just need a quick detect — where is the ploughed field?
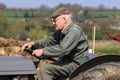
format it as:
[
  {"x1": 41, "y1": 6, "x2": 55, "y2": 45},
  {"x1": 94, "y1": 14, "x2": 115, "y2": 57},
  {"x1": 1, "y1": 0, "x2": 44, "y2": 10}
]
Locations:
[
  {"x1": 0, "y1": 37, "x2": 52, "y2": 68},
  {"x1": 0, "y1": 37, "x2": 33, "y2": 58}
]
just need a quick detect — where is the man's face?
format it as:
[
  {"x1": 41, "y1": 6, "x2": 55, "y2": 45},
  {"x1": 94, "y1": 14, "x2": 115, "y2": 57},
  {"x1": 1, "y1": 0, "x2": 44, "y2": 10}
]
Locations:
[{"x1": 52, "y1": 15, "x2": 66, "y2": 30}]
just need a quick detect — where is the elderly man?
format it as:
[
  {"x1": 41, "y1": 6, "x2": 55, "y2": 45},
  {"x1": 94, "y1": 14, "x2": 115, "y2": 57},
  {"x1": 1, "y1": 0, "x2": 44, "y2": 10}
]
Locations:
[{"x1": 22, "y1": 7, "x2": 89, "y2": 80}]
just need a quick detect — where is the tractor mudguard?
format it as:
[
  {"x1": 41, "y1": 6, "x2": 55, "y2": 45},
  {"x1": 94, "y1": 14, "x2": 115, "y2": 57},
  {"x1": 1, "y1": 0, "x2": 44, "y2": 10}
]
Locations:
[{"x1": 69, "y1": 54, "x2": 120, "y2": 80}]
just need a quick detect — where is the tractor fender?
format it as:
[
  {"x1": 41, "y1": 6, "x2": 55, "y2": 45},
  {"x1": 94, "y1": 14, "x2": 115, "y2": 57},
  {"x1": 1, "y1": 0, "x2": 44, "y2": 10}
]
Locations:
[{"x1": 69, "y1": 54, "x2": 120, "y2": 79}]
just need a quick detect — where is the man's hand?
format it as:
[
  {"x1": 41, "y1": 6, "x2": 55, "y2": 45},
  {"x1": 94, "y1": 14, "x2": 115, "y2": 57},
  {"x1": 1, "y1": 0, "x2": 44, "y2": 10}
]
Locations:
[
  {"x1": 32, "y1": 49, "x2": 43, "y2": 57},
  {"x1": 21, "y1": 42, "x2": 35, "y2": 51}
]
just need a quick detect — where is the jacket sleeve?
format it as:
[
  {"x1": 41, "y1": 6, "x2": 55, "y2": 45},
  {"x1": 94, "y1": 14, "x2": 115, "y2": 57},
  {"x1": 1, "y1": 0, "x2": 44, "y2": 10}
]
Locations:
[
  {"x1": 33, "y1": 37, "x2": 56, "y2": 49},
  {"x1": 43, "y1": 29, "x2": 81, "y2": 57},
  {"x1": 33, "y1": 30, "x2": 61, "y2": 49}
]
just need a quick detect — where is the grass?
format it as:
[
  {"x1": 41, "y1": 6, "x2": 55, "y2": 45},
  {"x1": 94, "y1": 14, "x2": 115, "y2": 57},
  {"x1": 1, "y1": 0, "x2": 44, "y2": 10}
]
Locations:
[{"x1": 88, "y1": 40, "x2": 120, "y2": 55}]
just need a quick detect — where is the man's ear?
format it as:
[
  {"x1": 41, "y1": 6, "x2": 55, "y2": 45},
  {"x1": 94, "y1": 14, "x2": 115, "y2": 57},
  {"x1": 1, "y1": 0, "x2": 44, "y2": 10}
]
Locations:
[{"x1": 63, "y1": 17, "x2": 67, "y2": 24}]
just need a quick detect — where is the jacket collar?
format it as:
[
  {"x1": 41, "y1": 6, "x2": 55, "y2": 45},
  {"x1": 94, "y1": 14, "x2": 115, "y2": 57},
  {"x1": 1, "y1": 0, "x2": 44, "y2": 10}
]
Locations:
[{"x1": 62, "y1": 22, "x2": 74, "y2": 34}]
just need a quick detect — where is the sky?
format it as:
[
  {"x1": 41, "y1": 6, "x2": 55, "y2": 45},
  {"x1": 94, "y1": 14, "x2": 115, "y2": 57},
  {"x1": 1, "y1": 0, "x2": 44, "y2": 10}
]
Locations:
[{"x1": 0, "y1": 0, "x2": 120, "y2": 9}]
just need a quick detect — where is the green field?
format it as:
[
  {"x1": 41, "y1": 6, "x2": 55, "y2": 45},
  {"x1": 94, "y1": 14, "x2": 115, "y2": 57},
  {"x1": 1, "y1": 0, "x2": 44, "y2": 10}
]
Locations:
[
  {"x1": 5, "y1": 9, "x2": 120, "y2": 22},
  {"x1": 93, "y1": 10, "x2": 120, "y2": 20},
  {"x1": 5, "y1": 9, "x2": 39, "y2": 17}
]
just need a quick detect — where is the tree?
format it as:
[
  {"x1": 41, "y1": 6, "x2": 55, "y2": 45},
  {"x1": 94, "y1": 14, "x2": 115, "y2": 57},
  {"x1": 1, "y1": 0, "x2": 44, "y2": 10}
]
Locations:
[
  {"x1": 24, "y1": 10, "x2": 30, "y2": 21},
  {"x1": 14, "y1": 10, "x2": 18, "y2": 18},
  {"x1": 0, "y1": 3, "x2": 6, "y2": 10},
  {"x1": 112, "y1": 6, "x2": 119, "y2": 10},
  {"x1": 38, "y1": 5, "x2": 51, "y2": 18},
  {"x1": 29, "y1": 20, "x2": 49, "y2": 40},
  {"x1": 31, "y1": 11, "x2": 34, "y2": 17},
  {"x1": 0, "y1": 8, "x2": 8, "y2": 38},
  {"x1": 98, "y1": 4, "x2": 106, "y2": 10}
]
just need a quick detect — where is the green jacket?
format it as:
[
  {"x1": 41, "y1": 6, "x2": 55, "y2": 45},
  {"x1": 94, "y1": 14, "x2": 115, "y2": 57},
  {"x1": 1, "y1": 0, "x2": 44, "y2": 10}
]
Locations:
[{"x1": 34, "y1": 22, "x2": 89, "y2": 65}]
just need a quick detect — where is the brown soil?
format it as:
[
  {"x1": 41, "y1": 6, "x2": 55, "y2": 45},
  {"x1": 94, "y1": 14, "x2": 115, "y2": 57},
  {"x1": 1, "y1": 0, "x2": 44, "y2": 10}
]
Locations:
[
  {"x1": 0, "y1": 37, "x2": 35, "y2": 59},
  {"x1": 0, "y1": 37, "x2": 52, "y2": 65}
]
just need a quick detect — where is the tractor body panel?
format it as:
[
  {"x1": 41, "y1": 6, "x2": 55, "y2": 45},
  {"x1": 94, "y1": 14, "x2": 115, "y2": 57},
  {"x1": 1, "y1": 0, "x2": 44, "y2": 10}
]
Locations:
[{"x1": 0, "y1": 56, "x2": 36, "y2": 75}]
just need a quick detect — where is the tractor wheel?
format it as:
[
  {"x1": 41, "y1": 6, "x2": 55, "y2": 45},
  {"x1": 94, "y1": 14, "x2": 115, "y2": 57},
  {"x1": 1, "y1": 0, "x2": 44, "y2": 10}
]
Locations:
[{"x1": 70, "y1": 62, "x2": 120, "y2": 80}]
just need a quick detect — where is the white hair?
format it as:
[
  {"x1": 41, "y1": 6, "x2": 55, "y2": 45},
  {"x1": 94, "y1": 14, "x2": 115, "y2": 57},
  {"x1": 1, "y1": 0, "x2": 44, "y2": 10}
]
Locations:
[{"x1": 60, "y1": 14, "x2": 73, "y2": 20}]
